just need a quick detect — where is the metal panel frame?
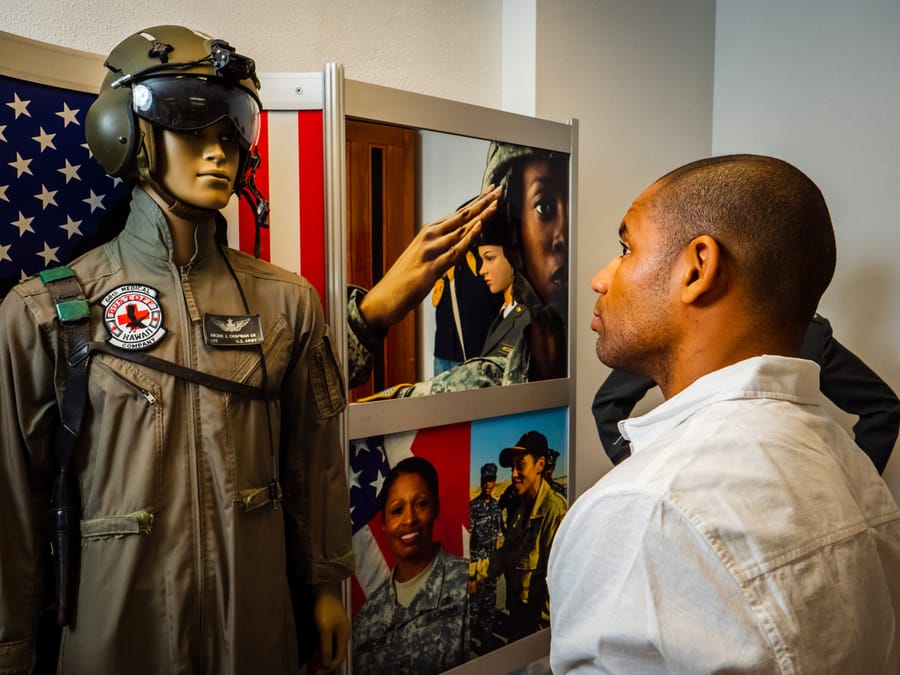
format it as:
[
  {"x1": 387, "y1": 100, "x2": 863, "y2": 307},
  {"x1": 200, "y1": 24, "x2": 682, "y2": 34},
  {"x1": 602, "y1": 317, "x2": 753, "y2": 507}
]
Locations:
[{"x1": 339, "y1": 77, "x2": 579, "y2": 675}]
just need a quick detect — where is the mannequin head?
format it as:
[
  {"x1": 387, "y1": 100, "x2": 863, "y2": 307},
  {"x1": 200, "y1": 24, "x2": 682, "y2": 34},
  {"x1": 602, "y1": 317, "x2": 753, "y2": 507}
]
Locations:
[
  {"x1": 154, "y1": 121, "x2": 241, "y2": 211},
  {"x1": 86, "y1": 25, "x2": 262, "y2": 215},
  {"x1": 477, "y1": 244, "x2": 515, "y2": 302}
]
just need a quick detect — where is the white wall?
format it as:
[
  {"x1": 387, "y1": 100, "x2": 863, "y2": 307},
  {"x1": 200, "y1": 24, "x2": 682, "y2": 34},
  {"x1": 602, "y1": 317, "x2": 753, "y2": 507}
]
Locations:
[
  {"x1": 713, "y1": 0, "x2": 900, "y2": 502},
  {"x1": 531, "y1": 0, "x2": 717, "y2": 496},
  {"x1": 3, "y1": 0, "x2": 502, "y2": 108}
]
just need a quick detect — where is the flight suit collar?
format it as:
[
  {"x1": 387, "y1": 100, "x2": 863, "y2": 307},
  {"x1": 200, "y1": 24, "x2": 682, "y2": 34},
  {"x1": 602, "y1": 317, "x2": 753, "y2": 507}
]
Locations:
[{"x1": 119, "y1": 185, "x2": 219, "y2": 265}]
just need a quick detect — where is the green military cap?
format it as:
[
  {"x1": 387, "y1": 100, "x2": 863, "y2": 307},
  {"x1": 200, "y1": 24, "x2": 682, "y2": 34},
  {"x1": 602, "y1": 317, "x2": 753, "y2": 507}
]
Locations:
[{"x1": 481, "y1": 142, "x2": 556, "y2": 193}]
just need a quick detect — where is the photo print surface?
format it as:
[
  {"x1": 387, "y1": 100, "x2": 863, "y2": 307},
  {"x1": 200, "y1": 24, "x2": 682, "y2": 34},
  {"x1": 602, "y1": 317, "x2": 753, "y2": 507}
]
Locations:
[
  {"x1": 345, "y1": 124, "x2": 570, "y2": 402},
  {"x1": 348, "y1": 407, "x2": 568, "y2": 673}
]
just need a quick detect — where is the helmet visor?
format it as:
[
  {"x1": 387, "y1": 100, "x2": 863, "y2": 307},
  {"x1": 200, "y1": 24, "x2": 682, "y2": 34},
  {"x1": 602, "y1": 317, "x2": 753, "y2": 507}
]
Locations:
[{"x1": 131, "y1": 75, "x2": 260, "y2": 147}]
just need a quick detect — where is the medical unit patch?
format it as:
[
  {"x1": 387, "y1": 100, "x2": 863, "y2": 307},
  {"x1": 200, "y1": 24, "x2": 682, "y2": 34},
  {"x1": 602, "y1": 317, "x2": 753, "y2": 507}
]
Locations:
[{"x1": 101, "y1": 284, "x2": 166, "y2": 351}]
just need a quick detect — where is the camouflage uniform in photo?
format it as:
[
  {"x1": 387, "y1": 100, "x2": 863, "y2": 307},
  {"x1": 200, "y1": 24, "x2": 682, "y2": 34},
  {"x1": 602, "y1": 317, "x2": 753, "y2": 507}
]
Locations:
[
  {"x1": 352, "y1": 545, "x2": 470, "y2": 675},
  {"x1": 347, "y1": 278, "x2": 548, "y2": 399},
  {"x1": 468, "y1": 488, "x2": 504, "y2": 646}
]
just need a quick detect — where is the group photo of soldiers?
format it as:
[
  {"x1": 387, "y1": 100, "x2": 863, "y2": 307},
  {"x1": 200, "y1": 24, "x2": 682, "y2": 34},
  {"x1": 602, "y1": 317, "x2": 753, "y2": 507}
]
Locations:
[{"x1": 347, "y1": 408, "x2": 567, "y2": 673}]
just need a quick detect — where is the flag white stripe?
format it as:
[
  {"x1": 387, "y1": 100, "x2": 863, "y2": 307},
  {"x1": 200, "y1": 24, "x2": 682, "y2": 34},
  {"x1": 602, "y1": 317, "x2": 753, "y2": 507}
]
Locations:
[
  {"x1": 352, "y1": 527, "x2": 392, "y2": 598},
  {"x1": 265, "y1": 112, "x2": 301, "y2": 273},
  {"x1": 222, "y1": 195, "x2": 240, "y2": 249}
]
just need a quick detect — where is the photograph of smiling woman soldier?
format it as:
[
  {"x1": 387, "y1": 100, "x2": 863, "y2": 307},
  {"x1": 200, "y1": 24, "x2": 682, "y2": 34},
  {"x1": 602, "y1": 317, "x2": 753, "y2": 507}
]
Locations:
[{"x1": 352, "y1": 456, "x2": 470, "y2": 675}]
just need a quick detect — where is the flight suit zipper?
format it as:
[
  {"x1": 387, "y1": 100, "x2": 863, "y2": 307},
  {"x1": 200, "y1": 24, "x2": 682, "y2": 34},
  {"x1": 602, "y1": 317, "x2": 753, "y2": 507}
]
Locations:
[{"x1": 178, "y1": 262, "x2": 207, "y2": 666}]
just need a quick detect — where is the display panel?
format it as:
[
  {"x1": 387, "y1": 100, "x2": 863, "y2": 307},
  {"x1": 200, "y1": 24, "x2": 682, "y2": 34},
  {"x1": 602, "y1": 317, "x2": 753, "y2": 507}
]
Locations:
[
  {"x1": 345, "y1": 124, "x2": 570, "y2": 401},
  {"x1": 331, "y1": 73, "x2": 578, "y2": 675},
  {"x1": 348, "y1": 407, "x2": 568, "y2": 672}
]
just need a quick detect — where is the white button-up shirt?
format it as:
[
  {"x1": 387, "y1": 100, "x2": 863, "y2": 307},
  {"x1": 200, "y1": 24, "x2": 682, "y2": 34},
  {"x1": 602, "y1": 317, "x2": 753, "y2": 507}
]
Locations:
[{"x1": 549, "y1": 356, "x2": 900, "y2": 674}]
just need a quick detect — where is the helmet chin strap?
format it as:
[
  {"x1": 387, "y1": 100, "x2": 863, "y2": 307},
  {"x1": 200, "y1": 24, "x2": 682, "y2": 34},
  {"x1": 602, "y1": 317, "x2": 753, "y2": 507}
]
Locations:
[{"x1": 240, "y1": 150, "x2": 270, "y2": 258}]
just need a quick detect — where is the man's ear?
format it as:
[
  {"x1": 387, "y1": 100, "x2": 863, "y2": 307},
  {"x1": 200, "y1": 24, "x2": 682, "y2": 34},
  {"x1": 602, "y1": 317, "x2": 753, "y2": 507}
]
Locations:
[{"x1": 679, "y1": 235, "x2": 723, "y2": 305}]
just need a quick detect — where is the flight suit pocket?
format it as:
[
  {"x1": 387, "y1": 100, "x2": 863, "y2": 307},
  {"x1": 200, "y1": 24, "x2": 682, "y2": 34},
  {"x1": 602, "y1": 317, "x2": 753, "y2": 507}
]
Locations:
[
  {"x1": 81, "y1": 508, "x2": 157, "y2": 539},
  {"x1": 81, "y1": 359, "x2": 163, "y2": 517},
  {"x1": 309, "y1": 332, "x2": 346, "y2": 419}
]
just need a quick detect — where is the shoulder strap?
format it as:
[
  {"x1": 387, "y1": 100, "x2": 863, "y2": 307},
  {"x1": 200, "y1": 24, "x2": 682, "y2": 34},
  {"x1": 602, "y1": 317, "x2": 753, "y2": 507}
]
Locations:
[
  {"x1": 40, "y1": 266, "x2": 92, "y2": 467},
  {"x1": 39, "y1": 265, "x2": 90, "y2": 627}
]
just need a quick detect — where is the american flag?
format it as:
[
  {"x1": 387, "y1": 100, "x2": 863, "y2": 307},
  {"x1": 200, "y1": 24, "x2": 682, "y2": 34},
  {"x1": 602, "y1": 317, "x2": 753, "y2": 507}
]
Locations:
[
  {"x1": 226, "y1": 109, "x2": 328, "y2": 313},
  {"x1": 0, "y1": 74, "x2": 130, "y2": 294},
  {"x1": 349, "y1": 424, "x2": 472, "y2": 615}
]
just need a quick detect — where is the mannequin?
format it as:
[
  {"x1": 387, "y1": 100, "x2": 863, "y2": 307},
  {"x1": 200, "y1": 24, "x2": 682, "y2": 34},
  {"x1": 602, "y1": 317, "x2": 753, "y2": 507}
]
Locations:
[{"x1": 0, "y1": 26, "x2": 352, "y2": 674}]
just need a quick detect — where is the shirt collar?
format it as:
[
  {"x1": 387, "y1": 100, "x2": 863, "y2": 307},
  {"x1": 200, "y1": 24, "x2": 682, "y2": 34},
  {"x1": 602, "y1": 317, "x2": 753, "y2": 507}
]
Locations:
[{"x1": 620, "y1": 356, "x2": 822, "y2": 454}]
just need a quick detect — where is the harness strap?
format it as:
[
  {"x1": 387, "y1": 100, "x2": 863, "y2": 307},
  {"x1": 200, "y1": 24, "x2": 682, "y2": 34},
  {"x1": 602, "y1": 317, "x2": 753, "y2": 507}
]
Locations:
[
  {"x1": 88, "y1": 341, "x2": 276, "y2": 400},
  {"x1": 40, "y1": 268, "x2": 92, "y2": 467}
]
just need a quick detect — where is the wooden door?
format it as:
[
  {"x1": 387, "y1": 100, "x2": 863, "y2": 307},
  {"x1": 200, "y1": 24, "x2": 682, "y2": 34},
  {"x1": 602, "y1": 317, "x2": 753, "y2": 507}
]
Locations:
[{"x1": 346, "y1": 120, "x2": 417, "y2": 400}]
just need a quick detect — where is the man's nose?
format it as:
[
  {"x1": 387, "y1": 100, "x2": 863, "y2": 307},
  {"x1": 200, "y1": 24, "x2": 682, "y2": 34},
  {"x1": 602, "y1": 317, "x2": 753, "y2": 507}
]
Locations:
[{"x1": 591, "y1": 257, "x2": 619, "y2": 295}]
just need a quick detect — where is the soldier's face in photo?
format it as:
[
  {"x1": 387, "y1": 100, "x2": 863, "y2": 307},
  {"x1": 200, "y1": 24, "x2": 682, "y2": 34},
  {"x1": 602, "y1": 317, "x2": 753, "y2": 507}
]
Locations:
[
  {"x1": 482, "y1": 479, "x2": 496, "y2": 497},
  {"x1": 382, "y1": 472, "x2": 439, "y2": 566},
  {"x1": 478, "y1": 245, "x2": 514, "y2": 295},
  {"x1": 519, "y1": 158, "x2": 568, "y2": 313},
  {"x1": 510, "y1": 453, "x2": 546, "y2": 499},
  {"x1": 155, "y1": 120, "x2": 240, "y2": 210}
]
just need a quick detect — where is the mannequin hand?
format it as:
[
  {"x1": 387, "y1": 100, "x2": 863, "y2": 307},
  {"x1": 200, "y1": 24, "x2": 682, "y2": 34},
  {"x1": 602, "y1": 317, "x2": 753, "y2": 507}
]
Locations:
[
  {"x1": 313, "y1": 583, "x2": 350, "y2": 673},
  {"x1": 358, "y1": 186, "x2": 501, "y2": 335}
]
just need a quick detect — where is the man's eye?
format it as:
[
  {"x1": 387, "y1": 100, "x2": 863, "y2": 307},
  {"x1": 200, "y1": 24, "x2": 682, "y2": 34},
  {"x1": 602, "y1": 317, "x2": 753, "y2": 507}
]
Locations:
[
  {"x1": 220, "y1": 134, "x2": 238, "y2": 145},
  {"x1": 619, "y1": 241, "x2": 631, "y2": 256}
]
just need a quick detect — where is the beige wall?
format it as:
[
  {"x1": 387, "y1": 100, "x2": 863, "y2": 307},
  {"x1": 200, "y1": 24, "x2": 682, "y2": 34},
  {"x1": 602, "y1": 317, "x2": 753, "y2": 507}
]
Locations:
[
  {"x1": 532, "y1": 0, "x2": 716, "y2": 495},
  {"x1": 4, "y1": 0, "x2": 502, "y2": 108},
  {"x1": 714, "y1": 0, "x2": 900, "y2": 501}
]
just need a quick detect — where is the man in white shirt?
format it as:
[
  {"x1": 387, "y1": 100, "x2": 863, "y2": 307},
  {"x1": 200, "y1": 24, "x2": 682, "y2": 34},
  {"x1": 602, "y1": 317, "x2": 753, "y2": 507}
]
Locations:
[{"x1": 548, "y1": 154, "x2": 900, "y2": 674}]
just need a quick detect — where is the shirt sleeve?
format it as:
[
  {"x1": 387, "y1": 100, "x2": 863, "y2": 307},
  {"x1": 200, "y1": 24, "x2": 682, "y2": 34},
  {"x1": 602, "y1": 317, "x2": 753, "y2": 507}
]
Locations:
[
  {"x1": 591, "y1": 370, "x2": 656, "y2": 465},
  {"x1": 548, "y1": 489, "x2": 776, "y2": 674},
  {"x1": 281, "y1": 286, "x2": 354, "y2": 585},
  {"x1": 0, "y1": 290, "x2": 57, "y2": 674},
  {"x1": 346, "y1": 286, "x2": 379, "y2": 390},
  {"x1": 808, "y1": 316, "x2": 900, "y2": 474}
]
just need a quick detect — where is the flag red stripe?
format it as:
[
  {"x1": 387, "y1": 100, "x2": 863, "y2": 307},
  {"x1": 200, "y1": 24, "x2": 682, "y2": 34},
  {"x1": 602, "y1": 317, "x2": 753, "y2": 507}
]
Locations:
[
  {"x1": 297, "y1": 110, "x2": 326, "y2": 313},
  {"x1": 411, "y1": 423, "x2": 471, "y2": 557}
]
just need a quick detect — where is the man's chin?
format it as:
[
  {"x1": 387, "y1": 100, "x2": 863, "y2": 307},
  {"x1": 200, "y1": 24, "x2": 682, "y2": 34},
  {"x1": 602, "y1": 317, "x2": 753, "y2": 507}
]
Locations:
[{"x1": 595, "y1": 340, "x2": 637, "y2": 373}]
